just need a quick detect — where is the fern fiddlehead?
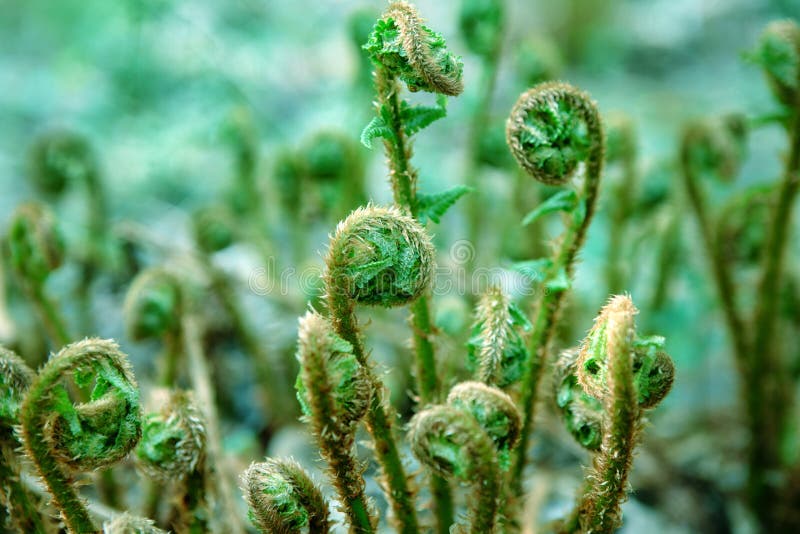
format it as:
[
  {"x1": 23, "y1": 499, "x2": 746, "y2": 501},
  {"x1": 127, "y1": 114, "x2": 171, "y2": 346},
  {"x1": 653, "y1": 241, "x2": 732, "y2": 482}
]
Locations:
[
  {"x1": 191, "y1": 205, "x2": 236, "y2": 255},
  {"x1": 553, "y1": 348, "x2": 603, "y2": 451},
  {"x1": 446, "y1": 381, "x2": 521, "y2": 469},
  {"x1": 409, "y1": 381, "x2": 520, "y2": 534},
  {"x1": 295, "y1": 311, "x2": 375, "y2": 533},
  {"x1": 6, "y1": 202, "x2": 70, "y2": 347},
  {"x1": 19, "y1": 338, "x2": 141, "y2": 533},
  {"x1": 556, "y1": 296, "x2": 674, "y2": 533},
  {"x1": 123, "y1": 268, "x2": 182, "y2": 387},
  {"x1": 0, "y1": 346, "x2": 49, "y2": 532},
  {"x1": 221, "y1": 105, "x2": 262, "y2": 222},
  {"x1": 324, "y1": 204, "x2": 436, "y2": 533},
  {"x1": 364, "y1": 6, "x2": 465, "y2": 527},
  {"x1": 27, "y1": 130, "x2": 109, "y2": 335},
  {"x1": 363, "y1": 0, "x2": 463, "y2": 209},
  {"x1": 241, "y1": 458, "x2": 331, "y2": 534},
  {"x1": 751, "y1": 20, "x2": 800, "y2": 109},
  {"x1": 505, "y1": 82, "x2": 605, "y2": 492},
  {"x1": 409, "y1": 405, "x2": 499, "y2": 534},
  {"x1": 136, "y1": 389, "x2": 208, "y2": 531},
  {"x1": 467, "y1": 285, "x2": 530, "y2": 389}
]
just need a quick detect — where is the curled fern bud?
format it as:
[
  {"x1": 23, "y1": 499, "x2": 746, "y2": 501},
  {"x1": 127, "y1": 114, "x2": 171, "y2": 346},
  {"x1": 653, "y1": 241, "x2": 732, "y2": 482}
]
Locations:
[
  {"x1": 446, "y1": 381, "x2": 522, "y2": 465},
  {"x1": 136, "y1": 389, "x2": 206, "y2": 481},
  {"x1": 123, "y1": 268, "x2": 181, "y2": 341},
  {"x1": 20, "y1": 338, "x2": 141, "y2": 533},
  {"x1": 241, "y1": 458, "x2": 330, "y2": 534},
  {"x1": 682, "y1": 114, "x2": 748, "y2": 182},
  {"x1": 459, "y1": 0, "x2": 504, "y2": 58},
  {"x1": 0, "y1": 346, "x2": 49, "y2": 533},
  {"x1": 576, "y1": 295, "x2": 674, "y2": 407},
  {"x1": 573, "y1": 296, "x2": 639, "y2": 533},
  {"x1": 553, "y1": 348, "x2": 603, "y2": 451},
  {"x1": 467, "y1": 285, "x2": 530, "y2": 387},
  {"x1": 296, "y1": 311, "x2": 371, "y2": 432},
  {"x1": 325, "y1": 205, "x2": 435, "y2": 308},
  {"x1": 568, "y1": 296, "x2": 675, "y2": 533},
  {"x1": 577, "y1": 310, "x2": 674, "y2": 411},
  {"x1": 27, "y1": 130, "x2": 97, "y2": 197},
  {"x1": 191, "y1": 205, "x2": 236, "y2": 253},
  {"x1": 295, "y1": 311, "x2": 375, "y2": 532},
  {"x1": 7, "y1": 202, "x2": 65, "y2": 285},
  {"x1": 409, "y1": 405, "x2": 500, "y2": 533},
  {"x1": 632, "y1": 337, "x2": 675, "y2": 409},
  {"x1": 103, "y1": 513, "x2": 167, "y2": 534},
  {"x1": 506, "y1": 81, "x2": 602, "y2": 185},
  {"x1": 364, "y1": 1, "x2": 464, "y2": 96},
  {"x1": 0, "y1": 346, "x2": 36, "y2": 426},
  {"x1": 22, "y1": 338, "x2": 141, "y2": 471},
  {"x1": 750, "y1": 20, "x2": 800, "y2": 107}
]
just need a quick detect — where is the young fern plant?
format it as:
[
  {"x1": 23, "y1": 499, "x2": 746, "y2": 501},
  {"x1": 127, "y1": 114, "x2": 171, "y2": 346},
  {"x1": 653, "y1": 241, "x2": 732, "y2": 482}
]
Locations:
[
  {"x1": 554, "y1": 295, "x2": 674, "y2": 534},
  {"x1": 680, "y1": 20, "x2": 800, "y2": 527},
  {"x1": 27, "y1": 130, "x2": 109, "y2": 335},
  {"x1": 6, "y1": 202, "x2": 71, "y2": 347},
  {"x1": 125, "y1": 266, "x2": 245, "y2": 534},
  {"x1": 124, "y1": 267, "x2": 183, "y2": 387},
  {"x1": 467, "y1": 284, "x2": 531, "y2": 389},
  {"x1": 409, "y1": 381, "x2": 521, "y2": 533},
  {"x1": 746, "y1": 20, "x2": 800, "y2": 526},
  {"x1": 323, "y1": 204, "x2": 434, "y2": 533},
  {"x1": 135, "y1": 389, "x2": 208, "y2": 532},
  {"x1": 295, "y1": 311, "x2": 375, "y2": 533},
  {"x1": 0, "y1": 346, "x2": 49, "y2": 533},
  {"x1": 241, "y1": 457, "x2": 331, "y2": 534},
  {"x1": 220, "y1": 105, "x2": 263, "y2": 226},
  {"x1": 362, "y1": 5, "x2": 469, "y2": 528},
  {"x1": 362, "y1": 0, "x2": 468, "y2": 221},
  {"x1": 504, "y1": 81, "x2": 606, "y2": 493},
  {"x1": 19, "y1": 338, "x2": 142, "y2": 534}
]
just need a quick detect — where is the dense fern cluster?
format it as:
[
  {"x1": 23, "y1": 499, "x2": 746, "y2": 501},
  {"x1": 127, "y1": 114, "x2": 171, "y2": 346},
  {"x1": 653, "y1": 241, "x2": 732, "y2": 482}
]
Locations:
[{"x1": 1, "y1": 2, "x2": 798, "y2": 533}]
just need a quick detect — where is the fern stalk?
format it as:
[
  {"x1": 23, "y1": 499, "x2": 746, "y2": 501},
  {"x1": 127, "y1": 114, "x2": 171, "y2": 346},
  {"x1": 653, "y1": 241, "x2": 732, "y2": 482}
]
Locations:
[
  {"x1": 747, "y1": 88, "x2": 800, "y2": 523},
  {"x1": 506, "y1": 83, "x2": 605, "y2": 494}
]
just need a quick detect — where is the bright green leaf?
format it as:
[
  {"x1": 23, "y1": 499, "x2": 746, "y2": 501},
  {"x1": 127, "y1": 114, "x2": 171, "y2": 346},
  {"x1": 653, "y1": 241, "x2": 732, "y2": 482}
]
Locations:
[
  {"x1": 360, "y1": 115, "x2": 394, "y2": 149},
  {"x1": 521, "y1": 189, "x2": 578, "y2": 226},
  {"x1": 402, "y1": 95, "x2": 448, "y2": 137},
  {"x1": 417, "y1": 184, "x2": 473, "y2": 224}
]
